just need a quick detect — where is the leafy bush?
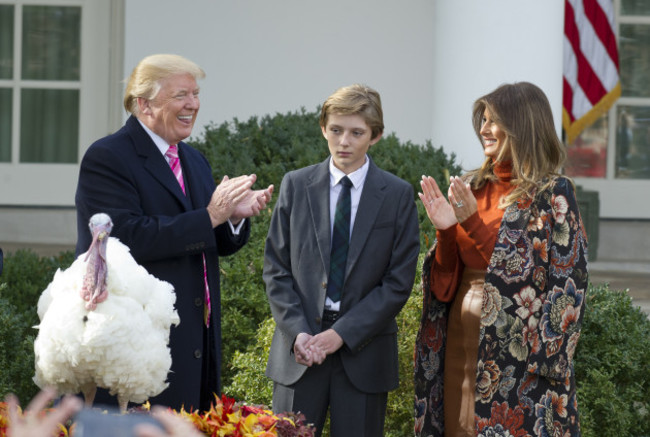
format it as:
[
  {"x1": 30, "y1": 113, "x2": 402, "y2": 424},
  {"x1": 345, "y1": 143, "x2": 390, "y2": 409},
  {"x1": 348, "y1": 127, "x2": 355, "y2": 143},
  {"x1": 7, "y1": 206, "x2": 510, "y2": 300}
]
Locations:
[
  {"x1": 385, "y1": 267, "x2": 422, "y2": 437},
  {"x1": 0, "y1": 293, "x2": 38, "y2": 404},
  {"x1": 574, "y1": 283, "x2": 650, "y2": 437},
  {"x1": 225, "y1": 317, "x2": 275, "y2": 405},
  {"x1": 219, "y1": 207, "x2": 274, "y2": 385},
  {"x1": 0, "y1": 250, "x2": 74, "y2": 403},
  {"x1": 196, "y1": 109, "x2": 325, "y2": 191},
  {"x1": 0, "y1": 249, "x2": 74, "y2": 327}
]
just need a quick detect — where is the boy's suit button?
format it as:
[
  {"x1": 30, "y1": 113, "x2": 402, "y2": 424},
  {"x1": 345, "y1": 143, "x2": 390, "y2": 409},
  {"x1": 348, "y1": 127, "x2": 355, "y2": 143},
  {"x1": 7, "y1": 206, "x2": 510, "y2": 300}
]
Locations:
[
  {"x1": 315, "y1": 317, "x2": 322, "y2": 324},
  {"x1": 322, "y1": 282, "x2": 327, "y2": 289}
]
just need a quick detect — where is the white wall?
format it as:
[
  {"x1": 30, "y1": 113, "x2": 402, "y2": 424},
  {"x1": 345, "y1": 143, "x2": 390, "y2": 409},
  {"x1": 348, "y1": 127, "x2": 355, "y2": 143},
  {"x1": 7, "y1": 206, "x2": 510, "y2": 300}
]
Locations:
[
  {"x1": 124, "y1": 0, "x2": 436, "y2": 148},
  {"x1": 430, "y1": 0, "x2": 565, "y2": 170},
  {"x1": 124, "y1": 1, "x2": 564, "y2": 171}
]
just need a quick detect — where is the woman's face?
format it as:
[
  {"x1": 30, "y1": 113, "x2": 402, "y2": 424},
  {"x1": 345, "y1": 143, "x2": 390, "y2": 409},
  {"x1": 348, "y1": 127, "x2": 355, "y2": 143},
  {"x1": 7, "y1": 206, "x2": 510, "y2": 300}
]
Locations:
[{"x1": 480, "y1": 108, "x2": 507, "y2": 159}]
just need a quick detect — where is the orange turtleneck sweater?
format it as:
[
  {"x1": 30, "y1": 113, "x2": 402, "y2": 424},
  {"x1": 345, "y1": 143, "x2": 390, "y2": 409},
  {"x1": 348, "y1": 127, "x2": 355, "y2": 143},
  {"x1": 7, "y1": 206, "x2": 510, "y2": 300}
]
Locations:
[{"x1": 431, "y1": 161, "x2": 514, "y2": 302}]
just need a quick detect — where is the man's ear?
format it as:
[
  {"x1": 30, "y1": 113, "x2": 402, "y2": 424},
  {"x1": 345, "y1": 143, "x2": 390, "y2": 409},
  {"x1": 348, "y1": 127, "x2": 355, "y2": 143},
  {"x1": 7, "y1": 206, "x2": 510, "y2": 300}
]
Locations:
[
  {"x1": 321, "y1": 125, "x2": 328, "y2": 139},
  {"x1": 137, "y1": 97, "x2": 152, "y2": 116}
]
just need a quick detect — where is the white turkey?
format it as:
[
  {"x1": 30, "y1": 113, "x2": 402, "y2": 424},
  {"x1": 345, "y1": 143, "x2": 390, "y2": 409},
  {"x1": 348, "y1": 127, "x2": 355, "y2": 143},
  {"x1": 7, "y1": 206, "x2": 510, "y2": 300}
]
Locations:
[{"x1": 33, "y1": 213, "x2": 180, "y2": 412}]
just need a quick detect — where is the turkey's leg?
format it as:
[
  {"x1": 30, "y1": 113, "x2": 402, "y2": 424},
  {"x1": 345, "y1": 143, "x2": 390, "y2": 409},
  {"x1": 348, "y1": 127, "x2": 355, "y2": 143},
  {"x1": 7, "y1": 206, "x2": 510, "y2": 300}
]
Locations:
[{"x1": 81, "y1": 384, "x2": 96, "y2": 407}]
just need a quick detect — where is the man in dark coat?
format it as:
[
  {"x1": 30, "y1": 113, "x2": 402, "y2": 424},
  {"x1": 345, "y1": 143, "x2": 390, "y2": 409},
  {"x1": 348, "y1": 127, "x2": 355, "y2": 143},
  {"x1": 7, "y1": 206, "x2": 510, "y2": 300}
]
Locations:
[{"x1": 75, "y1": 54, "x2": 272, "y2": 411}]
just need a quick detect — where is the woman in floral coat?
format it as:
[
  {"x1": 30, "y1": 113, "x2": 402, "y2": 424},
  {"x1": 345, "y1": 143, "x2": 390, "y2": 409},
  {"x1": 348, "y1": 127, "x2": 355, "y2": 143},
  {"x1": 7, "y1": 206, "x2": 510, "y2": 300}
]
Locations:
[{"x1": 414, "y1": 82, "x2": 588, "y2": 437}]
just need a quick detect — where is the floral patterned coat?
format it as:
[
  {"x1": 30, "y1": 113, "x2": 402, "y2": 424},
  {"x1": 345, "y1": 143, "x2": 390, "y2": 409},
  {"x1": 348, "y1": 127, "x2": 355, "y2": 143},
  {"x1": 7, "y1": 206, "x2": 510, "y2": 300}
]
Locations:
[{"x1": 414, "y1": 176, "x2": 588, "y2": 437}]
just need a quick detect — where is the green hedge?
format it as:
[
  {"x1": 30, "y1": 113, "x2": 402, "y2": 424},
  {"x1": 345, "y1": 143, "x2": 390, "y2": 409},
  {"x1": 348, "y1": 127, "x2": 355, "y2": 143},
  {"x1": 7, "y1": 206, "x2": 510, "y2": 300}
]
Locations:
[
  {"x1": 574, "y1": 284, "x2": 650, "y2": 436},
  {"x1": 1, "y1": 108, "x2": 648, "y2": 436},
  {"x1": 0, "y1": 293, "x2": 38, "y2": 404},
  {"x1": 0, "y1": 250, "x2": 74, "y2": 404}
]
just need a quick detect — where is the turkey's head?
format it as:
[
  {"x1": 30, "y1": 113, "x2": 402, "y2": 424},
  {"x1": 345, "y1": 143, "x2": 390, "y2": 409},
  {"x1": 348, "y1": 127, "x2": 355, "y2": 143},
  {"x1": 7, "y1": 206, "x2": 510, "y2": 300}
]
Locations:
[{"x1": 81, "y1": 213, "x2": 113, "y2": 310}]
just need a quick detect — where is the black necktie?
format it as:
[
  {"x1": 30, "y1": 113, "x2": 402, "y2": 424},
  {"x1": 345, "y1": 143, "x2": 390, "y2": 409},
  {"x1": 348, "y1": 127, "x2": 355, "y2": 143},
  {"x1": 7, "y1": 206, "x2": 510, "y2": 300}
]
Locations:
[{"x1": 327, "y1": 176, "x2": 352, "y2": 302}]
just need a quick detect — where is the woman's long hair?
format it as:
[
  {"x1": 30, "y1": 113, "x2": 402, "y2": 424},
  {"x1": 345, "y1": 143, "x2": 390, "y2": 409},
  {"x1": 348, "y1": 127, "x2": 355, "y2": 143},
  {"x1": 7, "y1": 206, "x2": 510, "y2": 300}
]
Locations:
[{"x1": 466, "y1": 82, "x2": 567, "y2": 207}]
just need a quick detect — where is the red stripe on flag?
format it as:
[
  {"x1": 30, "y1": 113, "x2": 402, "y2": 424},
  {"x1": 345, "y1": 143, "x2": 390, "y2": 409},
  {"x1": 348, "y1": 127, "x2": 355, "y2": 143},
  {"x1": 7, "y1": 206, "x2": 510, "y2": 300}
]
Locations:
[
  {"x1": 563, "y1": 0, "x2": 621, "y2": 143},
  {"x1": 583, "y1": 0, "x2": 619, "y2": 67},
  {"x1": 564, "y1": 0, "x2": 608, "y2": 105}
]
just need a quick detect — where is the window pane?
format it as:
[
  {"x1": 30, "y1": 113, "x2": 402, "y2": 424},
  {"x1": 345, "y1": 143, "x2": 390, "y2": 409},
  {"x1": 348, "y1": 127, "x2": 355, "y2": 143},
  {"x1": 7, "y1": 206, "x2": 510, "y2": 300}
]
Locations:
[
  {"x1": 0, "y1": 5, "x2": 13, "y2": 79},
  {"x1": 22, "y1": 6, "x2": 81, "y2": 81},
  {"x1": 565, "y1": 114, "x2": 608, "y2": 178},
  {"x1": 621, "y1": 0, "x2": 650, "y2": 15},
  {"x1": 20, "y1": 88, "x2": 78, "y2": 163},
  {"x1": 620, "y1": 24, "x2": 650, "y2": 97},
  {"x1": 0, "y1": 88, "x2": 11, "y2": 162},
  {"x1": 616, "y1": 106, "x2": 650, "y2": 179}
]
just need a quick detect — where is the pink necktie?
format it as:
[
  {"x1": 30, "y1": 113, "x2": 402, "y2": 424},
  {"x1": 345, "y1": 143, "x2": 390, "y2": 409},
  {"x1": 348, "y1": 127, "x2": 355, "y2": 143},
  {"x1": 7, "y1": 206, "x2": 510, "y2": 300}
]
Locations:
[
  {"x1": 165, "y1": 144, "x2": 211, "y2": 327},
  {"x1": 165, "y1": 144, "x2": 185, "y2": 194}
]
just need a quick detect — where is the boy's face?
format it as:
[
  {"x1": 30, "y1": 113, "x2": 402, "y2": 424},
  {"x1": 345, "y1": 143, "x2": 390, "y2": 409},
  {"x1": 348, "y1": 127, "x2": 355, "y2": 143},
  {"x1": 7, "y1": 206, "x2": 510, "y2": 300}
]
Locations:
[{"x1": 321, "y1": 113, "x2": 381, "y2": 174}]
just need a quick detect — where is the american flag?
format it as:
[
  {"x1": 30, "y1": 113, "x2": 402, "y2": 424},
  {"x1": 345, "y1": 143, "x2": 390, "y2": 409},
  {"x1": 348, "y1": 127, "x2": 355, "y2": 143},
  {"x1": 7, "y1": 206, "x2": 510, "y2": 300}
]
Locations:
[{"x1": 563, "y1": 0, "x2": 621, "y2": 143}]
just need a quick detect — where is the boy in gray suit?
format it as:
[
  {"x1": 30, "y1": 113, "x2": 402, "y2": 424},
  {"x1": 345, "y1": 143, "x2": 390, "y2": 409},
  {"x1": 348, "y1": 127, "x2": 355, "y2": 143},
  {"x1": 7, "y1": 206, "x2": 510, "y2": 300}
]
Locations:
[{"x1": 263, "y1": 84, "x2": 420, "y2": 436}]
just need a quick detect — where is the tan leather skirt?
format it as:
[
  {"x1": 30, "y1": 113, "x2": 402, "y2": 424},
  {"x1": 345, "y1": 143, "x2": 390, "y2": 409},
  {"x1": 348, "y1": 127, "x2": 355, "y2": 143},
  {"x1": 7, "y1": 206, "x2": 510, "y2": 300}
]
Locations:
[{"x1": 443, "y1": 268, "x2": 485, "y2": 437}]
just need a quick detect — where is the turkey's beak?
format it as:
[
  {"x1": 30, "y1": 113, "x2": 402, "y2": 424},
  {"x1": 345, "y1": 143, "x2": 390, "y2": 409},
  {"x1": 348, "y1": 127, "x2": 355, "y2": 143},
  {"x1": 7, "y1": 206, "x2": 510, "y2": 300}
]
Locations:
[{"x1": 84, "y1": 226, "x2": 110, "y2": 262}]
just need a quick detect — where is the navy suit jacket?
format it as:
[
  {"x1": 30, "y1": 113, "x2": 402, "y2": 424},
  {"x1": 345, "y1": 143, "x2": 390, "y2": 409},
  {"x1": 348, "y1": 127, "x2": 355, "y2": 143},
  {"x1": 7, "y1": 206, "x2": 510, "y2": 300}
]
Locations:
[
  {"x1": 75, "y1": 115, "x2": 250, "y2": 410},
  {"x1": 263, "y1": 158, "x2": 420, "y2": 393}
]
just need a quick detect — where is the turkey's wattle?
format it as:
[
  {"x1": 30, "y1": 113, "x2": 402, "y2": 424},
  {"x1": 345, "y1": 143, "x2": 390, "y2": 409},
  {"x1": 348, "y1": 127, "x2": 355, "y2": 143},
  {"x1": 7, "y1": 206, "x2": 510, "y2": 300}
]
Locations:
[{"x1": 81, "y1": 213, "x2": 113, "y2": 310}]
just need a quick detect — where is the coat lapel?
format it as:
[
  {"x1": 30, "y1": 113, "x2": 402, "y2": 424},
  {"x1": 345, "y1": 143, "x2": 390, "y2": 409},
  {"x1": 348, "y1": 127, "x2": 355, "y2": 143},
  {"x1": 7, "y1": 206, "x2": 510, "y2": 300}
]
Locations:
[
  {"x1": 346, "y1": 160, "x2": 386, "y2": 277},
  {"x1": 306, "y1": 159, "x2": 333, "y2": 273}
]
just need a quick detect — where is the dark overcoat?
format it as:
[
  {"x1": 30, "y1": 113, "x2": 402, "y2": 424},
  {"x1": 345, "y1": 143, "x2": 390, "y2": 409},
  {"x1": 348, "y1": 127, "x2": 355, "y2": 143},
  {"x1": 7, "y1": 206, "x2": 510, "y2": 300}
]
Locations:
[
  {"x1": 414, "y1": 176, "x2": 588, "y2": 437},
  {"x1": 75, "y1": 115, "x2": 249, "y2": 410}
]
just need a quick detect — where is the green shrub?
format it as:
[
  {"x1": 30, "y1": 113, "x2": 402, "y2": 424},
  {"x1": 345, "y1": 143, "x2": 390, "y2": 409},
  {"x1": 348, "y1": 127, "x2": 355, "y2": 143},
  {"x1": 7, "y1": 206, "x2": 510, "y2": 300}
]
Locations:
[
  {"x1": 195, "y1": 109, "x2": 325, "y2": 191},
  {"x1": 0, "y1": 249, "x2": 74, "y2": 327},
  {"x1": 385, "y1": 258, "x2": 423, "y2": 437},
  {"x1": 0, "y1": 293, "x2": 39, "y2": 404},
  {"x1": 224, "y1": 317, "x2": 275, "y2": 405},
  {"x1": 0, "y1": 249, "x2": 74, "y2": 403},
  {"x1": 574, "y1": 283, "x2": 650, "y2": 437},
  {"x1": 219, "y1": 207, "x2": 273, "y2": 386}
]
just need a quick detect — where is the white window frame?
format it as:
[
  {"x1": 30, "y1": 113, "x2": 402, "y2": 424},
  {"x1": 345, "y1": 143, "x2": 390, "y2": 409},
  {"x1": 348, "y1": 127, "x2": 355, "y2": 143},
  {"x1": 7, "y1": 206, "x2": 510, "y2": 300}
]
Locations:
[{"x1": 0, "y1": 0, "x2": 123, "y2": 206}]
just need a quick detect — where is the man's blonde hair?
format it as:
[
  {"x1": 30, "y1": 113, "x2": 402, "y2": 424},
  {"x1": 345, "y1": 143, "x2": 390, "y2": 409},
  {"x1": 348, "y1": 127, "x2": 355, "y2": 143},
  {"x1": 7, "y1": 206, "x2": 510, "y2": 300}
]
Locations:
[{"x1": 123, "y1": 54, "x2": 206, "y2": 115}]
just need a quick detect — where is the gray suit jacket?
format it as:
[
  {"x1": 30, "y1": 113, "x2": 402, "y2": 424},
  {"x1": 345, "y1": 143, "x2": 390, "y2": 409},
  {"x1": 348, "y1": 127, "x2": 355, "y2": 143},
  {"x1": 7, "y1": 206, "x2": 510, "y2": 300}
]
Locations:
[{"x1": 263, "y1": 157, "x2": 420, "y2": 393}]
